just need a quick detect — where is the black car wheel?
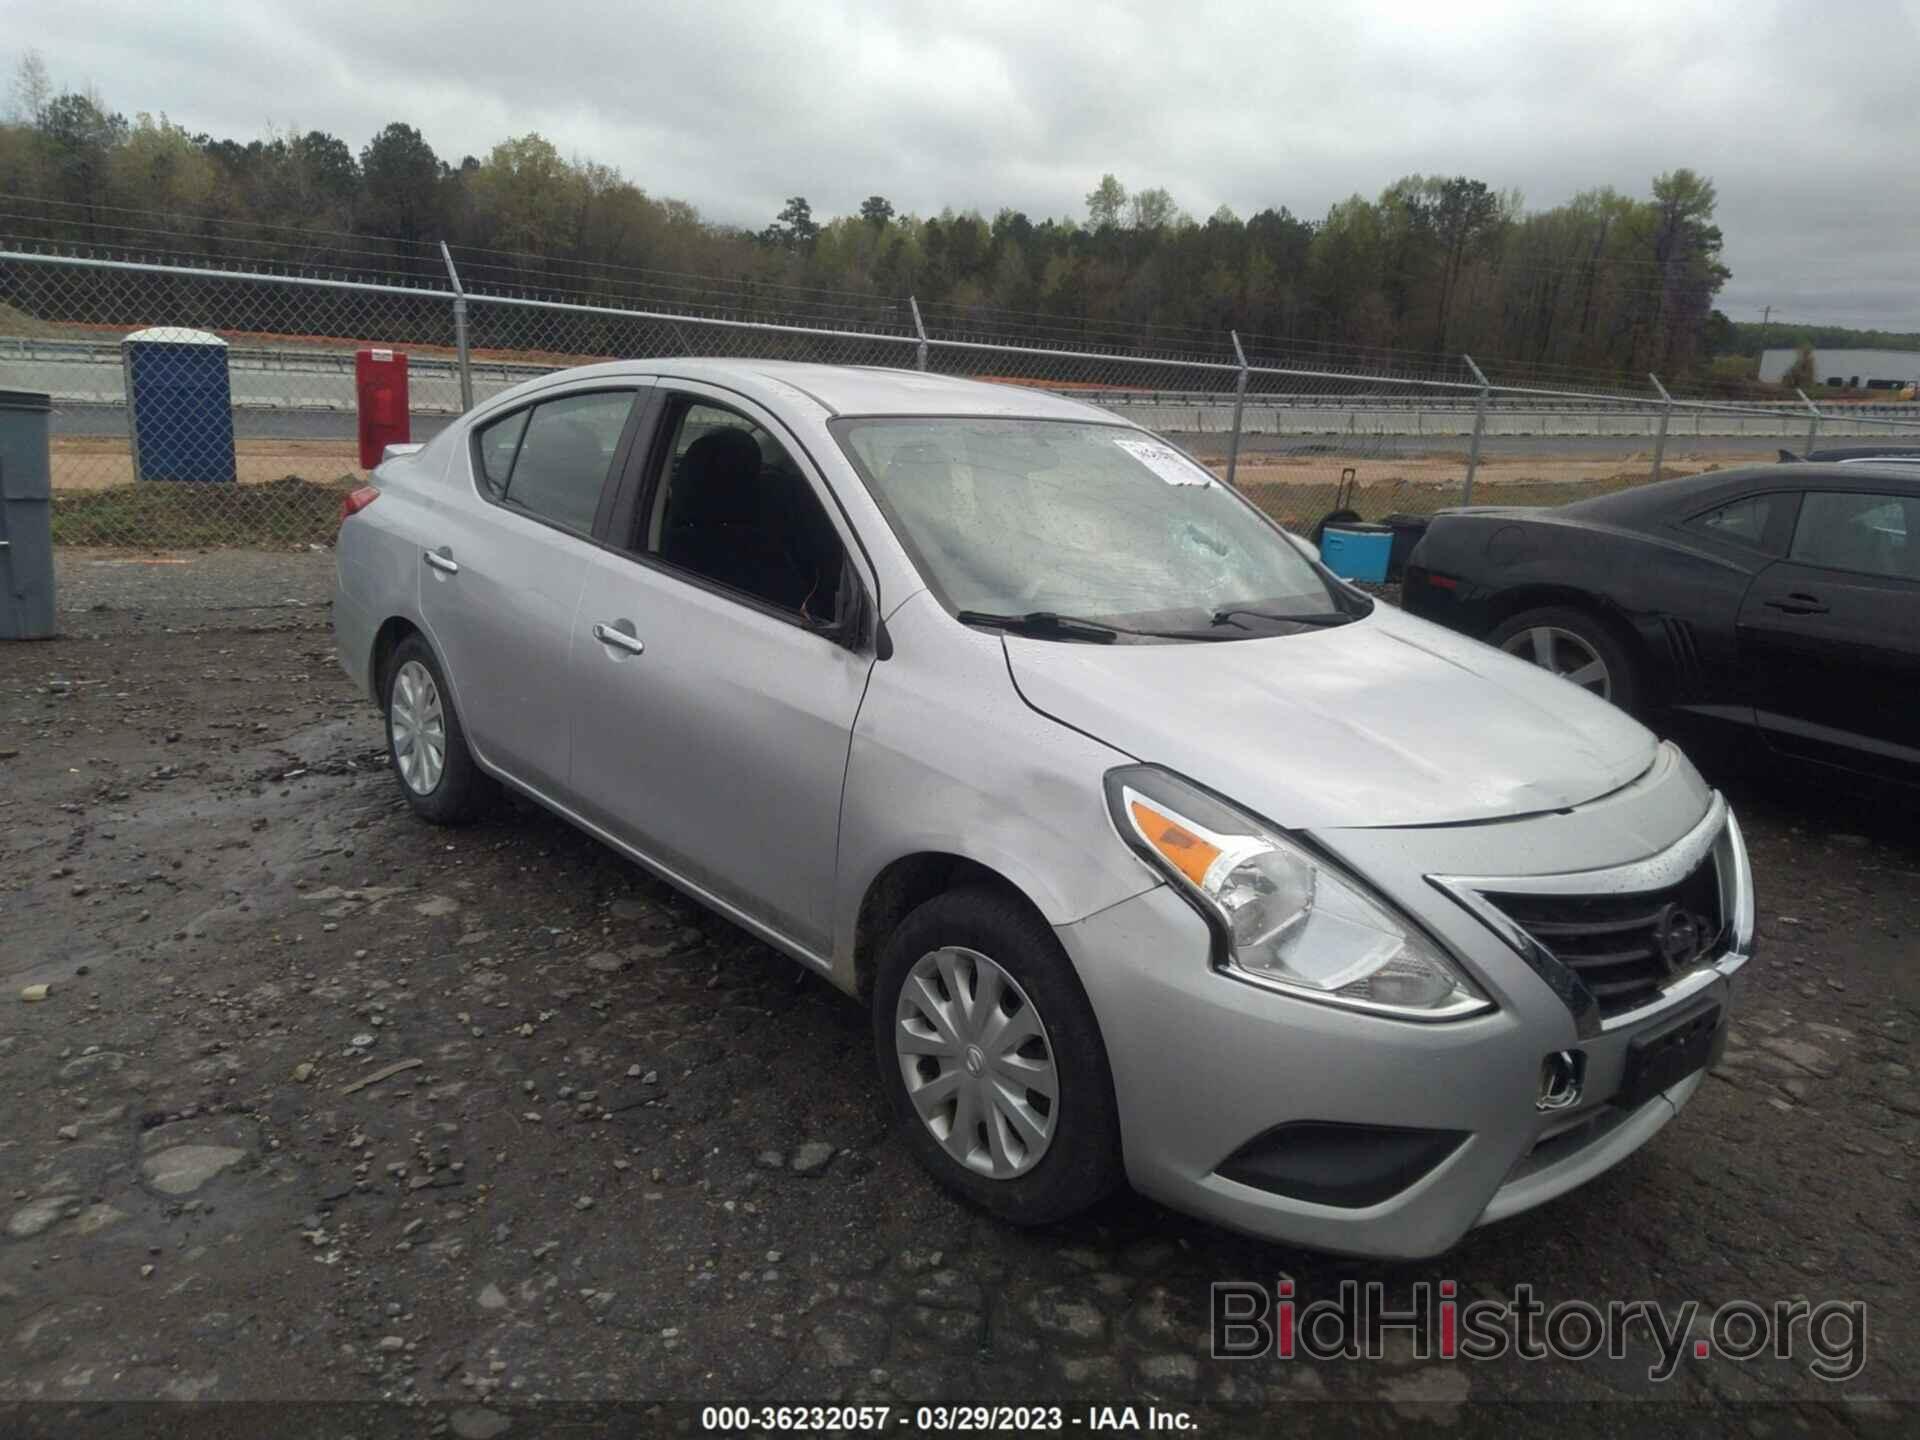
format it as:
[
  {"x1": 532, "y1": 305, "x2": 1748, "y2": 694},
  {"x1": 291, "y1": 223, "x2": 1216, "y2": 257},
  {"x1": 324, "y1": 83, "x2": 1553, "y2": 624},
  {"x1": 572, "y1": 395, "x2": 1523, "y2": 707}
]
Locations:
[{"x1": 1487, "y1": 606, "x2": 1639, "y2": 711}]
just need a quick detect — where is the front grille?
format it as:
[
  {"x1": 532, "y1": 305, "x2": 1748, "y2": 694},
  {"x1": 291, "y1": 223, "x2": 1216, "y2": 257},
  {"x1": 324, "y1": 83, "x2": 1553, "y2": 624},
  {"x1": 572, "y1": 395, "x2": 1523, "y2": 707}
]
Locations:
[{"x1": 1482, "y1": 855, "x2": 1726, "y2": 1019}]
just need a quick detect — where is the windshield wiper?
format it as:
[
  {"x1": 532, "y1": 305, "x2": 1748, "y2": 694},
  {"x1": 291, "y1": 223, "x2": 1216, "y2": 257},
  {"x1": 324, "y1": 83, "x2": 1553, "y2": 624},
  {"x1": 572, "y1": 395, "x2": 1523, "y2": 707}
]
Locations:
[
  {"x1": 956, "y1": 609, "x2": 1117, "y2": 642},
  {"x1": 956, "y1": 610, "x2": 1237, "y2": 643},
  {"x1": 1211, "y1": 607, "x2": 1361, "y2": 630}
]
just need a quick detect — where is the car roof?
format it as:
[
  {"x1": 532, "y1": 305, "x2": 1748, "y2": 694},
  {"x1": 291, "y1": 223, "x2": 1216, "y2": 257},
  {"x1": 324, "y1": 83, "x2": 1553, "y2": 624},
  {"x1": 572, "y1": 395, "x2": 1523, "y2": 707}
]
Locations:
[
  {"x1": 1556, "y1": 461, "x2": 1920, "y2": 524},
  {"x1": 1796, "y1": 443, "x2": 1920, "y2": 463},
  {"x1": 520, "y1": 358, "x2": 1127, "y2": 423}
]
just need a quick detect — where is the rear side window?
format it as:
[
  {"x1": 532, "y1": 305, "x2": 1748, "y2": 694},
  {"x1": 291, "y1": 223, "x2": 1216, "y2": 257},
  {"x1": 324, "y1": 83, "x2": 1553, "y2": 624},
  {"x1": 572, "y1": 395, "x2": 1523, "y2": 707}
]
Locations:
[
  {"x1": 1689, "y1": 495, "x2": 1774, "y2": 549},
  {"x1": 1791, "y1": 491, "x2": 1918, "y2": 580},
  {"x1": 472, "y1": 390, "x2": 637, "y2": 533}
]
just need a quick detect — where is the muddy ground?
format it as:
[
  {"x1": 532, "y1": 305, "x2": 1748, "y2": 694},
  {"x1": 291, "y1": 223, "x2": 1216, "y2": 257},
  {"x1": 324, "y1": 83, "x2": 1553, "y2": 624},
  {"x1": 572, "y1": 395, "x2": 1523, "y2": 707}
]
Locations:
[{"x1": 0, "y1": 552, "x2": 1915, "y2": 1435}]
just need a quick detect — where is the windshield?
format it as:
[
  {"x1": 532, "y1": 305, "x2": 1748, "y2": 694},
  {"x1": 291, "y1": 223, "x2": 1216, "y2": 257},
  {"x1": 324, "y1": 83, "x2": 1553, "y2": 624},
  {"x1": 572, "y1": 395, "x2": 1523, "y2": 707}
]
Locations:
[{"x1": 833, "y1": 417, "x2": 1353, "y2": 638}]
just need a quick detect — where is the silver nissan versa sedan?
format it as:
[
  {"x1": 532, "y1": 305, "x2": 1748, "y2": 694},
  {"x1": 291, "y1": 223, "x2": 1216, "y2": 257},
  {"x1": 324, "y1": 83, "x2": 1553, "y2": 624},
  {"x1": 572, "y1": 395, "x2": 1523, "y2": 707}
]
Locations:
[{"x1": 333, "y1": 360, "x2": 1754, "y2": 1258}]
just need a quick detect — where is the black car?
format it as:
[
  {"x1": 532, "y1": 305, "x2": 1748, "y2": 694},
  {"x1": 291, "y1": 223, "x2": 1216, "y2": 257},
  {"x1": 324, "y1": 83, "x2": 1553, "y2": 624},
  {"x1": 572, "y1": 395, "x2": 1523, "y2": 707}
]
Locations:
[
  {"x1": 1777, "y1": 443, "x2": 1920, "y2": 465},
  {"x1": 1402, "y1": 463, "x2": 1920, "y2": 787}
]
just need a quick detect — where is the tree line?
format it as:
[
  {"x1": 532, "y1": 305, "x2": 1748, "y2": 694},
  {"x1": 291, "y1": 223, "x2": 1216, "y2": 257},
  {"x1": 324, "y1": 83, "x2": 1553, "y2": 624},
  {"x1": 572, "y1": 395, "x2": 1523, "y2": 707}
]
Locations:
[{"x1": 0, "y1": 51, "x2": 1798, "y2": 386}]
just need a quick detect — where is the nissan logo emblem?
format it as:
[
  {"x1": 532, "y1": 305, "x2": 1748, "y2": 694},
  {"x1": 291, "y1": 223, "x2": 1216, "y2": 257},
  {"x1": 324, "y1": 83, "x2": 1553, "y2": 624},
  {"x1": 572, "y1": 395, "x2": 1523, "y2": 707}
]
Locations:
[{"x1": 1653, "y1": 902, "x2": 1708, "y2": 973}]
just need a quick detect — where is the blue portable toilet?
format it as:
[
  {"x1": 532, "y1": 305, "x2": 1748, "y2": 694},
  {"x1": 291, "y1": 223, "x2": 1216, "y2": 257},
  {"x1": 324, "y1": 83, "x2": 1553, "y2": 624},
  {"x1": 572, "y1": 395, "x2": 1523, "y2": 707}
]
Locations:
[{"x1": 122, "y1": 327, "x2": 237, "y2": 483}]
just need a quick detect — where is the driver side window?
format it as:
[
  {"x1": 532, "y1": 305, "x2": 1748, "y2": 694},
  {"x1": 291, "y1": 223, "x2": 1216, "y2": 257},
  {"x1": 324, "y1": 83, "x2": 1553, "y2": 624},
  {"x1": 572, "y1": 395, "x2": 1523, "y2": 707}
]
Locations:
[{"x1": 636, "y1": 399, "x2": 847, "y2": 625}]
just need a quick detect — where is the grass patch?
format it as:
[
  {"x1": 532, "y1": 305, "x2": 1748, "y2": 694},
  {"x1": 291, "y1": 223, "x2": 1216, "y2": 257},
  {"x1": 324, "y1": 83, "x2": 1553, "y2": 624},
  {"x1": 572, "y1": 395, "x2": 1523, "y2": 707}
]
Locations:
[
  {"x1": 51, "y1": 475, "x2": 355, "y2": 548},
  {"x1": 1242, "y1": 473, "x2": 1657, "y2": 530}
]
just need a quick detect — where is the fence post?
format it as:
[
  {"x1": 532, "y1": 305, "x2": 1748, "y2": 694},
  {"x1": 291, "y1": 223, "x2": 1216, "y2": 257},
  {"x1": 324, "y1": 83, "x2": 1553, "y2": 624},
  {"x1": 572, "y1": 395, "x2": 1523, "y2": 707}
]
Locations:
[
  {"x1": 1226, "y1": 329, "x2": 1250, "y2": 489},
  {"x1": 1794, "y1": 387, "x2": 1820, "y2": 460},
  {"x1": 440, "y1": 241, "x2": 474, "y2": 413},
  {"x1": 1648, "y1": 373, "x2": 1673, "y2": 483},
  {"x1": 1462, "y1": 353, "x2": 1489, "y2": 506},
  {"x1": 909, "y1": 295, "x2": 928, "y2": 373}
]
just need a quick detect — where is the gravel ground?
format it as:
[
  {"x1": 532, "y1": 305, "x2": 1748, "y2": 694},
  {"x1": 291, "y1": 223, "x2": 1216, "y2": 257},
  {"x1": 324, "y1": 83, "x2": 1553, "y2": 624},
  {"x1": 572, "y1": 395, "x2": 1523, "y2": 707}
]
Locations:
[
  {"x1": 44, "y1": 547, "x2": 337, "y2": 624},
  {"x1": 0, "y1": 557, "x2": 1914, "y2": 1435}
]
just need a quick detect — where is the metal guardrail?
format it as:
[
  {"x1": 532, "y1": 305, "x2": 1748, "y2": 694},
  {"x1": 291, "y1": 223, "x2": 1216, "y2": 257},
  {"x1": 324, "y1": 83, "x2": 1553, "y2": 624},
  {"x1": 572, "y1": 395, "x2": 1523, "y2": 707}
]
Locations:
[
  {"x1": 3, "y1": 243, "x2": 1918, "y2": 565},
  {"x1": 9, "y1": 334, "x2": 1918, "y2": 428}
]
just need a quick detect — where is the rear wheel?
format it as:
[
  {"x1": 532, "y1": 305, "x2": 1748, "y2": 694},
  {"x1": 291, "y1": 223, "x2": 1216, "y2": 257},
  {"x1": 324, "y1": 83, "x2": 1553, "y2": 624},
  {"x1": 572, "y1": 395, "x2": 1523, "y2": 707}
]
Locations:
[
  {"x1": 873, "y1": 887, "x2": 1123, "y2": 1225},
  {"x1": 1487, "y1": 605, "x2": 1639, "y2": 711},
  {"x1": 383, "y1": 634, "x2": 496, "y2": 824}
]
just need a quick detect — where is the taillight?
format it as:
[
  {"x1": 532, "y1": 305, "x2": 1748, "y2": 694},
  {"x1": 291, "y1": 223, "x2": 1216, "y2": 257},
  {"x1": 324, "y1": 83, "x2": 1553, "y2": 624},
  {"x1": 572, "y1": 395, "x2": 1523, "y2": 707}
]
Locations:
[{"x1": 340, "y1": 485, "x2": 381, "y2": 523}]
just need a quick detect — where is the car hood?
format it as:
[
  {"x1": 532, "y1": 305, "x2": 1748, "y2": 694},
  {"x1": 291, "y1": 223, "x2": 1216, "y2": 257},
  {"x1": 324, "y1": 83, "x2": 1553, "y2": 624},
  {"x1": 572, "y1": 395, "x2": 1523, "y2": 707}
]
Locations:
[{"x1": 1003, "y1": 605, "x2": 1658, "y2": 830}]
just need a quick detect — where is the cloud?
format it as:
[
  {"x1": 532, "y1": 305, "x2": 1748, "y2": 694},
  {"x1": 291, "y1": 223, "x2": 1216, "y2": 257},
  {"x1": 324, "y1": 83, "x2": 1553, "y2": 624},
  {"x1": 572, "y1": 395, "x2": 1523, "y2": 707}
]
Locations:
[{"x1": 11, "y1": 0, "x2": 1918, "y2": 327}]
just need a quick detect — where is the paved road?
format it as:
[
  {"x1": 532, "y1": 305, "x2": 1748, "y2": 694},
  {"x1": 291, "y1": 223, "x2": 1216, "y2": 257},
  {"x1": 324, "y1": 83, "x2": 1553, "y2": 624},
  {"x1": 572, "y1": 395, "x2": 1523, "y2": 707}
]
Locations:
[
  {"x1": 46, "y1": 401, "x2": 1792, "y2": 462},
  {"x1": 0, "y1": 346, "x2": 522, "y2": 416},
  {"x1": 1180, "y1": 433, "x2": 1787, "y2": 460},
  {"x1": 15, "y1": 346, "x2": 1916, "y2": 452}
]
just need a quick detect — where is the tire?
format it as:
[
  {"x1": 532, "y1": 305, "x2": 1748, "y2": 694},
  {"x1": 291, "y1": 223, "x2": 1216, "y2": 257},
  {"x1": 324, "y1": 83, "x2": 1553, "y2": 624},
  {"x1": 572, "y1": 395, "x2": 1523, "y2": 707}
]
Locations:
[
  {"x1": 873, "y1": 886, "x2": 1123, "y2": 1226},
  {"x1": 382, "y1": 633, "x2": 497, "y2": 825},
  {"x1": 1486, "y1": 605, "x2": 1640, "y2": 712}
]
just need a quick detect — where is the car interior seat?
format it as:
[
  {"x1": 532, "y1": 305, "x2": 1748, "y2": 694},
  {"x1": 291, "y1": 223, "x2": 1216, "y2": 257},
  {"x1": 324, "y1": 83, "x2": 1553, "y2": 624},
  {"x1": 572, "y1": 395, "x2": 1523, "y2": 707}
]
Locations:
[{"x1": 664, "y1": 426, "x2": 812, "y2": 612}]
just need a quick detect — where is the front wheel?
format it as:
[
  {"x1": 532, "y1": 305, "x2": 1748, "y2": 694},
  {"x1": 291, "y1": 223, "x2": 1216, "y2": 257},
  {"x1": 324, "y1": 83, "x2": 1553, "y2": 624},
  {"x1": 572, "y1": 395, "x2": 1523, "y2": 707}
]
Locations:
[
  {"x1": 873, "y1": 887, "x2": 1123, "y2": 1225},
  {"x1": 1486, "y1": 605, "x2": 1640, "y2": 712}
]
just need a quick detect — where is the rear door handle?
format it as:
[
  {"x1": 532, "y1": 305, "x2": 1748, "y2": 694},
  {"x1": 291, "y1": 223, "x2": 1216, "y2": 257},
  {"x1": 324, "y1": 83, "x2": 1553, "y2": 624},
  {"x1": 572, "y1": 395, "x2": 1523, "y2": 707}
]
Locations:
[
  {"x1": 423, "y1": 549, "x2": 459, "y2": 575},
  {"x1": 592, "y1": 621, "x2": 645, "y2": 656},
  {"x1": 1762, "y1": 593, "x2": 1827, "y2": 615}
]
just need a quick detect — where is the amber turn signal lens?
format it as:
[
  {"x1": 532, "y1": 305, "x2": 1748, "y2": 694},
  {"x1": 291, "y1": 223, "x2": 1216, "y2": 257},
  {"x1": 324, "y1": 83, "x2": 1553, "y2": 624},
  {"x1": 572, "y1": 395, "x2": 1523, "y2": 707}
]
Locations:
[{"x1": 1129, "y1": 799, "x2": 1221, "y2": 888}]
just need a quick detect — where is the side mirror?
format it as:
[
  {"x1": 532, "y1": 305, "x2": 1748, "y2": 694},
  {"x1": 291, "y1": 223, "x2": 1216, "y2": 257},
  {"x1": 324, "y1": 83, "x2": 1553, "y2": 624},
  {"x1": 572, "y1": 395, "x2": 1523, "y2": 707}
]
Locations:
[{"x1": 818, "y1": 552, "x2": 889, "y2": 659}]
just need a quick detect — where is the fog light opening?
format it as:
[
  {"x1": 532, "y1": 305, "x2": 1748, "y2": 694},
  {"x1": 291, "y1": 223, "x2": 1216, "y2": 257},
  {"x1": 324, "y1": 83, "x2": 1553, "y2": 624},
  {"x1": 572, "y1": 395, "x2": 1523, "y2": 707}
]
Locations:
[{"x1": 1538, "y1": 1050, "x2": 1585, "y2": 1111}]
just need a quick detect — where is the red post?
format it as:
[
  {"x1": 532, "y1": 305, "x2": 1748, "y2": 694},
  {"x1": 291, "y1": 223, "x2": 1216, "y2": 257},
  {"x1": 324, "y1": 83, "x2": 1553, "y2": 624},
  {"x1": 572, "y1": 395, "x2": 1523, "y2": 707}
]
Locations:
[{"x1": 355, "y1": 348, "x2": 411, "y2": 469}]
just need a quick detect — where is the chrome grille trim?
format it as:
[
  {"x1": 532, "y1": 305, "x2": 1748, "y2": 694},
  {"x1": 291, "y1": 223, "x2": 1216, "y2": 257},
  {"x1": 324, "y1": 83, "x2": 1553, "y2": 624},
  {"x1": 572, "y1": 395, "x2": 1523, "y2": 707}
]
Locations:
[{"x1": 1428, "y1": 792, "x2": 1752, "y2": 1038}]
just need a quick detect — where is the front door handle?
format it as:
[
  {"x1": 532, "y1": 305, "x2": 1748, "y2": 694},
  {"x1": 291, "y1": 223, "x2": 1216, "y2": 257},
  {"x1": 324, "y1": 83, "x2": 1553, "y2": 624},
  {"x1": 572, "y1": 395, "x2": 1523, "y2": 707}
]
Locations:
[
  {"x1": 1762, "y1": 592, "x2": 1827, "y2": 615},
  {"x1": 592, "y1": 621, "x2": 645, "y2": 656},
  {"x1": 423, "y1": 549, "x2": 459, "y2": 575}
]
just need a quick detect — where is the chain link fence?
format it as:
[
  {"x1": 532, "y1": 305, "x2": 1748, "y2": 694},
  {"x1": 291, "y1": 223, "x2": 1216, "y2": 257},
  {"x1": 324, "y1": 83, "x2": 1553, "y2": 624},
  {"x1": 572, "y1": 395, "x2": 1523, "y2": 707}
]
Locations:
[{"x1": 5, "y1": 245, "x2": 1919, "y2": 607}]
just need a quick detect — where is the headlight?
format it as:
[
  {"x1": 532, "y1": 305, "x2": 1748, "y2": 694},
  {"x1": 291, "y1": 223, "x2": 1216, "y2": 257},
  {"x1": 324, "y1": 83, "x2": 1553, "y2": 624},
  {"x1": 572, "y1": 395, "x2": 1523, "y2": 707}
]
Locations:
[{"x1": 1105, "y1": 765, "x2": 1492, "y2": 1021}]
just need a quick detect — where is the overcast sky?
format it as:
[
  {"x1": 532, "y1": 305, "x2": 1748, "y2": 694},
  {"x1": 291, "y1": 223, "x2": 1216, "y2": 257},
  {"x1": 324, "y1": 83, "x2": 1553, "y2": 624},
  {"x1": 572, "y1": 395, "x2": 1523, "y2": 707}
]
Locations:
[{"x1": 13, "y1": 0, "x2": 1919, "y2": 329}]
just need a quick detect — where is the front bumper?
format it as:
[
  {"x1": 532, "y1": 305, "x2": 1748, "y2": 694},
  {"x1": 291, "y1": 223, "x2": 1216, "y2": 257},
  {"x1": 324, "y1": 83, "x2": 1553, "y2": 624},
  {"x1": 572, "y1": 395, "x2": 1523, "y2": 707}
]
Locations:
[{"x1": 1059, "y1": 756, "x2": 1752, "y2": 1259}]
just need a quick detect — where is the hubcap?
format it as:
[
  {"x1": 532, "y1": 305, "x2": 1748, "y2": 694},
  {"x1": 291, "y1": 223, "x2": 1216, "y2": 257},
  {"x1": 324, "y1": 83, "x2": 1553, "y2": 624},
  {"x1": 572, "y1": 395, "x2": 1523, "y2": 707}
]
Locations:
[
  {"x1": 1502, "y1": 625, "x2": 1612, "y2": 700},
  {"x1": 894, "y1": 946, "x2": 1058, "y2": 1179},
  {"x1": 389, "y1": 659, "x2": 447, "y2": 795}
]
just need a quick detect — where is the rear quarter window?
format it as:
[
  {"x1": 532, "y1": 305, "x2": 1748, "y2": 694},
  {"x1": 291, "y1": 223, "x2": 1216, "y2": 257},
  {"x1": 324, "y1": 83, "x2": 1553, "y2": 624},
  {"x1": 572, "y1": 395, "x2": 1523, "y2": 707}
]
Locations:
[
  {"x1": 474, "y1": 410, "x2": 528, "y2": 499},
  {"x1": 1685, "y1": 495, "x2": 1777, "y2": 550}
]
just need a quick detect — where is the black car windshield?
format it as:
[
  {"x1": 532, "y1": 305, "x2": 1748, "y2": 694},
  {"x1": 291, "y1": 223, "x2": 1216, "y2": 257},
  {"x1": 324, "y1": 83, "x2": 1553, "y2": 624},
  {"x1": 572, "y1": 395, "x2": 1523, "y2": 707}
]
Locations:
[{"x1": 833, "y1": 417, "x2": 1356, "y2": 637}]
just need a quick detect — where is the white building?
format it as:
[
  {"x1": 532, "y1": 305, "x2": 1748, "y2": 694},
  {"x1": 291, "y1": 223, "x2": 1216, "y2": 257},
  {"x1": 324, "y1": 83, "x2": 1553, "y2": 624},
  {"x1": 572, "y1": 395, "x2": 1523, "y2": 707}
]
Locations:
[{"x1": 1758, "y1": 346, "x2": 1920, "y2": 389}]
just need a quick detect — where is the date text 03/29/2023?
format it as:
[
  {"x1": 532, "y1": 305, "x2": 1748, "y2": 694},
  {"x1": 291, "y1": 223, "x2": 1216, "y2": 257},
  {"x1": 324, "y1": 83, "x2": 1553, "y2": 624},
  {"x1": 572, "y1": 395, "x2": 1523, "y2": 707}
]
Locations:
[{"x1": 699, "y1": 1404, "x2": 1199, "y2": 1431}]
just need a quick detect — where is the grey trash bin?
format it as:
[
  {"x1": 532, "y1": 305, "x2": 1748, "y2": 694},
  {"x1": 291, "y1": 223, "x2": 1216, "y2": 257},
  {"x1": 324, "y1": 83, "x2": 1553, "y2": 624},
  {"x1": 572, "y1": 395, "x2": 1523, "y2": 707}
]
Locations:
[{"x1": 0, "y1": 388, "x2": 56, "y2": 640}]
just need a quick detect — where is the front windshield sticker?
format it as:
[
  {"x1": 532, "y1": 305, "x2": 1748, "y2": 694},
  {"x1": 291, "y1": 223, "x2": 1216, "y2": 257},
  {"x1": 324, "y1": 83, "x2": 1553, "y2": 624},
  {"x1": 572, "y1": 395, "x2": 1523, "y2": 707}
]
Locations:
[{"x1": 1113, "y1": 437, "x2": 1215, "y2": 487}]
